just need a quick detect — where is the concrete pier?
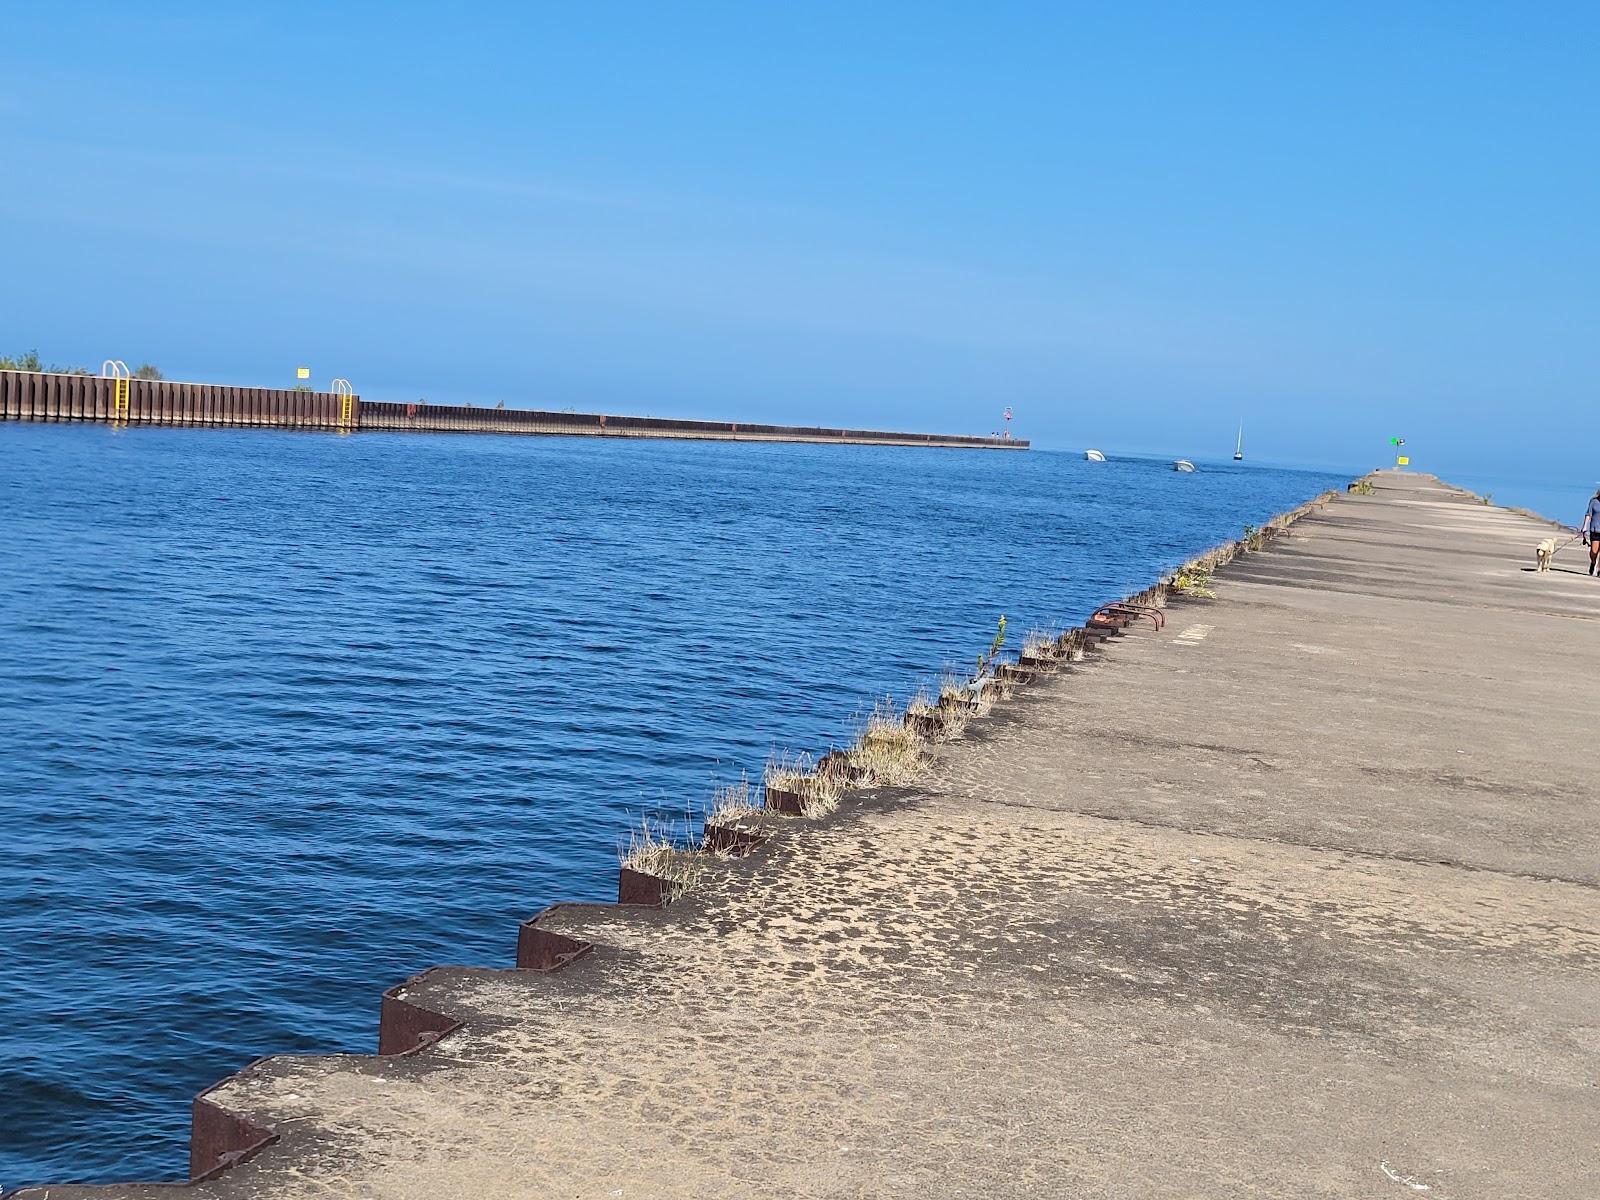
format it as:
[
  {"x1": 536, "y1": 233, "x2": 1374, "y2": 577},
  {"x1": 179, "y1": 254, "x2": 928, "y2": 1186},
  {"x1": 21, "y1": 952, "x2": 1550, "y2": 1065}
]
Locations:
[{"x1": 20, "y1": 473, "x2": 1599, "y2": 1199}]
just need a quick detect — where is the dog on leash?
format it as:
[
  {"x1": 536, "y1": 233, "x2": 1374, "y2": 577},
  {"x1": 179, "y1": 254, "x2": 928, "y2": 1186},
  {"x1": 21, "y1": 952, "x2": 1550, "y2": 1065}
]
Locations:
[{"x1": 1535, "y1": 537, "x2": 1558, "y2": 572}]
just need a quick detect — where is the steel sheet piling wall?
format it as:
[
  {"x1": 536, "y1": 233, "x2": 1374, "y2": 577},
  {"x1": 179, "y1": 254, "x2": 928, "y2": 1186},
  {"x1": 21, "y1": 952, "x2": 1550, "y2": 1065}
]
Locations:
[
  {"x1": 3, "y1": 370, "x2": 1026, "y2": 448},
  {"x1": 0, "y1": 370, "x2": 361, "y2": 432},
  {"x1": 349, "y1": 400, "x2": 1025, "y2": 447}
]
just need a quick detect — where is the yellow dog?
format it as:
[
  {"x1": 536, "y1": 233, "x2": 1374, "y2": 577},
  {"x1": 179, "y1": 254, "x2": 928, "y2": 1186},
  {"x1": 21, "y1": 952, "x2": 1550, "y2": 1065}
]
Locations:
[{"x1": 1535, "y1": 537, "x2": 1558, "y2": 572}]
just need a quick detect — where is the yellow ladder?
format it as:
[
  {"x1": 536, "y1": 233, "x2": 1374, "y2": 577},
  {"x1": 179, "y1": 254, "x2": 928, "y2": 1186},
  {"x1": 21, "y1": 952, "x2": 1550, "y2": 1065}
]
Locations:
[
  {"x1": 102, "y1": 359, "x2": 131, "y2": 423},
  {"x1": 332, "y1": 378, "x2": 354, "y2": 431}
]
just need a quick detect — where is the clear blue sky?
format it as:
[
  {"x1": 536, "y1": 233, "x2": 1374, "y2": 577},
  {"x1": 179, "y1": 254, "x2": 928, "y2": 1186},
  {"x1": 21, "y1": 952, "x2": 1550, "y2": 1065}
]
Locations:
[{"x1": 3, "y1": 2, "x2": 1597, "y2": 484}]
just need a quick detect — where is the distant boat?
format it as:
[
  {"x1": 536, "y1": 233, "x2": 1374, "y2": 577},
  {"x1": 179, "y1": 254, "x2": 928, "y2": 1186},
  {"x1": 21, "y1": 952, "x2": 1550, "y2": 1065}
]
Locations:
[
  {"x1": 1173, "y1": 459, "x2": 1196, "y2": 473},
  {"x1": 1233, "y1": 423, "x2": 1244, "y2": 462},
  {"x1": 1085, "y1": 448, "x2": 1106, "y2": 462}
]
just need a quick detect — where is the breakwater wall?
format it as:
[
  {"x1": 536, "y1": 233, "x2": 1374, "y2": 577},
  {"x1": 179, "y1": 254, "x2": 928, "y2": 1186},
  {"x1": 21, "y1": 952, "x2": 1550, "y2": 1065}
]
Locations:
[
  {"x1": 7, "y1": 488, "x2": 1341, "y2": 1198},
  {"x1": 0, "y1": 369, "x2": 353, "y2": 430},
  {"x1": 0, "y1": 369, "x2": 1027, "y2": 449}
]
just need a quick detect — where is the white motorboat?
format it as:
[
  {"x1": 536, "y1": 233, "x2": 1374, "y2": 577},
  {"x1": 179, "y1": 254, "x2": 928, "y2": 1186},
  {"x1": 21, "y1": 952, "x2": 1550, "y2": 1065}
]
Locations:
[
  {"x1": 1085, "y1": 448, "x2": 1106, "y2": 462},
  {"x1": 1173, "y1": 459, "x2": 1196, "y2": 473}
]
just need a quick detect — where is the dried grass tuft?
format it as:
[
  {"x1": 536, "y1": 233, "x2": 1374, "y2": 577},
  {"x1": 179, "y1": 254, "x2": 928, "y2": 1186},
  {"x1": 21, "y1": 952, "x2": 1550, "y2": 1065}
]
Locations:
[
  {"x1": 702, "y1": 774, "x2": 760, "y2": 830},
  {"x1": 620, "y1": 814, "x2": 705, "y2": 894},
  {"x1": 846, "y1": 695, "x2": 928, "y2": 785},
  {"x1": 765, "y1": 751, "x2": 843, "y2": 818},
  {"x1": 1021, "y1": 627, "x2": 1063, "y2": 661},
  {"x1": 936, "y1": 674, "x2": 976, "y2": 735}
]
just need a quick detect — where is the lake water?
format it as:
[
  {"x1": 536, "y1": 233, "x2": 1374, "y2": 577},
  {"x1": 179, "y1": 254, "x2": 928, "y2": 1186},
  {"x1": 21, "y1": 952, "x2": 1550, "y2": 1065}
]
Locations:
[
  {"x1": 0, "y1": 423, "x2": 1347, "y2": 1189},
  {"x1": 1425, "y1": 471, "x2": 1593, "y2": 529}
]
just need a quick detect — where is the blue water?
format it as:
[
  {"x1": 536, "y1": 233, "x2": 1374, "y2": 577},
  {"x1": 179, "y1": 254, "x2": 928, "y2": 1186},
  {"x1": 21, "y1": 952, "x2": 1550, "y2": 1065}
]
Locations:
[
  {"x1": 1429, "y1": 471, "x2": 1594, "y2": 528},
  {"x1": 0, "y1": 424, "x2": 1348, "y2": 1189}
]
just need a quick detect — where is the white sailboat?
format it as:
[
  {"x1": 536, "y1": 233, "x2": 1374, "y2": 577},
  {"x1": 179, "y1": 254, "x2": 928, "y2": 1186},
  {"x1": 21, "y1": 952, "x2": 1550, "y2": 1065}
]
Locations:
[
  {"x1": 1085, "y1": 448, "x2": 1106, "y2": 462},
  {"x1": 1233, "y1": 423, "x2": 1244, "y2": 461}
]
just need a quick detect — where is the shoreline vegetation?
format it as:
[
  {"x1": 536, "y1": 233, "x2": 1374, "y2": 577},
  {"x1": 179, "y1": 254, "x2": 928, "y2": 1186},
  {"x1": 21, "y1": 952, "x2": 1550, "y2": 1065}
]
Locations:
[
  {"x1": 621, "y1": 486, "x2": 1345, "y2": 904},
  {"x1": 2, "y1": 349, "x2": 165, "y2": 380}
]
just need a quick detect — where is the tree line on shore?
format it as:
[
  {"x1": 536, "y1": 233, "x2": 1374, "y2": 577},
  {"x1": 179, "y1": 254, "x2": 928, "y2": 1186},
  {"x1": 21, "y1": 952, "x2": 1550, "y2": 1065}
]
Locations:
[{"x1": 1, "y1": 350, "x2": 164, "y2": 380}]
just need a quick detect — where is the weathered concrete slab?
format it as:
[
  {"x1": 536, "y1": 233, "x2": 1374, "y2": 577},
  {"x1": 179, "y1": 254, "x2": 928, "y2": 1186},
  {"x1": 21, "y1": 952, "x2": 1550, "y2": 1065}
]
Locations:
[{"x1": 23, "y1": 472, "x2": 1600, "y2": 1200}]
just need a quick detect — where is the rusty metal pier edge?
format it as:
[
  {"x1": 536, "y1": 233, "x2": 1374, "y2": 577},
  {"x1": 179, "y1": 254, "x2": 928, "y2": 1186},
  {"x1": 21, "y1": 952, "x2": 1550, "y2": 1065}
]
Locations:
[
  {"x1": 0, "y1": 369, "x2": 1028, "y2": 449},
  {"x1": 0, "y1": 370, "x2": 355, "y2": 431},
  {"x1": 4, "y1": 488, "x2": 1343, "y2": 1198}
]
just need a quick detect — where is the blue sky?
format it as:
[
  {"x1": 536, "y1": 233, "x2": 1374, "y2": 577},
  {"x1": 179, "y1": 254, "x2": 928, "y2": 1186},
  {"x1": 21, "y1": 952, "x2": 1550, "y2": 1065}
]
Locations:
[{"x1": 3, "y1": 2, "x2": 1597, "y2": 485}]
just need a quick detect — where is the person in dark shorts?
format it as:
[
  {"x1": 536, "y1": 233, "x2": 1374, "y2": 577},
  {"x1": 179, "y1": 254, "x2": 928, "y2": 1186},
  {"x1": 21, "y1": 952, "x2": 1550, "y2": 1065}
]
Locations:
[{"x1": 1584, "y1": 489, "x2": 1600, "y2": 576}]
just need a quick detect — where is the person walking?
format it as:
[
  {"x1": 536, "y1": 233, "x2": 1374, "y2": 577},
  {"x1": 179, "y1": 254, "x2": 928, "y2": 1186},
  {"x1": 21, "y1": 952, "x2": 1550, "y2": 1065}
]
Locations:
[{"x1": 1584, "y1": 489, "x2": 1600, "y2": 575}]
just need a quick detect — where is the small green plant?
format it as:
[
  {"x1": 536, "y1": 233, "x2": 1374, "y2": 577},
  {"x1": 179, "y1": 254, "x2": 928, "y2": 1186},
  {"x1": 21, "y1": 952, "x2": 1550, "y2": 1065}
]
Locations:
[
  {"x1": 975, "y1": 614, "x2": 1007, "y2": 678},
  {"x1": 1242, "y1": 524, "x2": 1263, "y2": 551},
  {"x1": 1353, "y1": 479, "x2": 1375, "y2": 496},
  {"x1": 1172, "y1": 569, "x2": 1217, "y2": 599},
  {"x1": 1481, "y1": 493, "x2": 1492, "y2": 506}
]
